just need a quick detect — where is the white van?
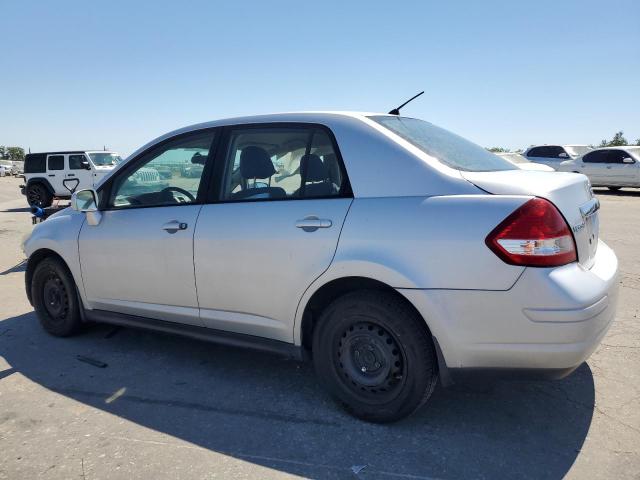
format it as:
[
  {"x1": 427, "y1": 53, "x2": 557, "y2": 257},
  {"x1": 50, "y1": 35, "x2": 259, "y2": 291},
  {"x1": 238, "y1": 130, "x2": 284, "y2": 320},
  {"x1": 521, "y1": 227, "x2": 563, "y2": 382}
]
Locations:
[{"x1": 22, "y1": 151, "x2": 121, "y2": 207}]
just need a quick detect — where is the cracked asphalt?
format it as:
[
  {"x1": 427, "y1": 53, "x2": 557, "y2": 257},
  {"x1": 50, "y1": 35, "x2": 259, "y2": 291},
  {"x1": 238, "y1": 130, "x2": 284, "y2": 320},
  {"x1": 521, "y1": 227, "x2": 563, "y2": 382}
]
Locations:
[{"x1": 0, "y1": 175, "x2": 638, "y2": 479}]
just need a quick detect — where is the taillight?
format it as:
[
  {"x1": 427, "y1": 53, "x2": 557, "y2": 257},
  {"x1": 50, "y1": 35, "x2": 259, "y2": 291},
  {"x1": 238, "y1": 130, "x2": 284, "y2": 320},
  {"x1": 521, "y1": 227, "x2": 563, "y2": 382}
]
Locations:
[{"x1": 485, "y1": 198, "x2": 577, "y2": 267}]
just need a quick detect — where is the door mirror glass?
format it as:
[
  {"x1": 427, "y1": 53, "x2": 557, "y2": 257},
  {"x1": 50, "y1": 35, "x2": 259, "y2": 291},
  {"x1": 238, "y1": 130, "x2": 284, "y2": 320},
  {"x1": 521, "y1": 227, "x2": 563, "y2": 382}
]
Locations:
[
  {"x1": 558, "y1": 152, "x2": 569, "y2": 158},
  {"x1": 622, "y1": 157, "x2": 635, "y2": 164},
  {"x1": 71, "y1": 189, "x2": 98, "y2": 212}
]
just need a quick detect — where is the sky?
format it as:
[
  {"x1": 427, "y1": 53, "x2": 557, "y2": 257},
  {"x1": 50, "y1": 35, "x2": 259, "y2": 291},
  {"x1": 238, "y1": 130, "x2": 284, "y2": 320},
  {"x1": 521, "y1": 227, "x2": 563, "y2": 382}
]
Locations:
[{"x1": 1, "y1": 0, "x2": 639, "y2": 156}]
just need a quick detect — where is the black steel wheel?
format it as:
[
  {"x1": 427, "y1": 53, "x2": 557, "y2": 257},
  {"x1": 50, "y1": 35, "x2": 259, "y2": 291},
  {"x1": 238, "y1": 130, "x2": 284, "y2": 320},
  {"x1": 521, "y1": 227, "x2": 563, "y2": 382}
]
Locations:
[
  {"x1": 32, "y1": 257, "x2": 82, "y2": 337},
  {"x1": 313, "y1": 290, "x2": 437, "y2": 423}
]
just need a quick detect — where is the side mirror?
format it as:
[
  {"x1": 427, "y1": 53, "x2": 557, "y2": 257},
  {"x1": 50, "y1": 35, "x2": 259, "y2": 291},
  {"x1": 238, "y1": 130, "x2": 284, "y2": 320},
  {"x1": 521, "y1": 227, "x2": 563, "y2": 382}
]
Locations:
[
  {"x1": 81, "y1": 160, "x2": 92, "y2": 170},
  {"x1": 71, "y1": 189, "x2": 102, "y2": 226},
  {"x1": 622, "y1": 157, "x2": 635, "y2": 164},
  {"x1": 71, "y1": 189, "x2": 98, "y2": 212},
  {"x1": 558, "y1": 152, "x2": 569, "y2": 158}
]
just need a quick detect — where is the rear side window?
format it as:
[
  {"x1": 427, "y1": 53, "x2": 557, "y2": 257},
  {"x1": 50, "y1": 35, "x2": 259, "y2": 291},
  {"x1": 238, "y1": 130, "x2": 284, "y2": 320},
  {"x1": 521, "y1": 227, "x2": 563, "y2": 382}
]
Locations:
[
  {"x1": 24, "y1": 153, "x2": 46, "y2": 173},
  {"x1": 369, "y1": 116, "x2": 515, "y2": 172},
  {"x1": 583, "y1": 151, "x2": 606, "y2": 163},
  {"x1": 221, "y1": 126, "x2": 348, "y2": 201},
  {"x1": 47, "y1": 155, "x2": 64, "y2": 170}
]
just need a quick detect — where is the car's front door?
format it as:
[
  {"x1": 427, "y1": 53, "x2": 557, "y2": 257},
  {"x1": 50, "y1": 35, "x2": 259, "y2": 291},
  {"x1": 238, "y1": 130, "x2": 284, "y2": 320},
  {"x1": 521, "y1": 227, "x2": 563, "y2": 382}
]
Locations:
[
  {"x1": 78, "y1": 129, "x2": 218, "y2": 325},
  {"x1": 604, "y1": 150, "x2": 639, "y2": 186},
  {"x1": 194, "y1": 125, "x2": 353, "y2": 342},
  {"x1": 65, "y1": 154, "x2": 93, "y2": 194}
]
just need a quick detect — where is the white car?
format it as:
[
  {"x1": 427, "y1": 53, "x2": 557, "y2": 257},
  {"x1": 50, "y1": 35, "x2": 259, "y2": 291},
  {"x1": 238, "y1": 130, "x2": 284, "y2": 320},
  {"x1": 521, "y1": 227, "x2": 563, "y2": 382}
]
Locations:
[
  {"x1": 0, "y1": 160, "x2": 13, "y2": 177},
  {"x1": 557, "y1": 146, "x2": 640, "y2": 191},
  {"x1": 524, "y1": 145, "x2": 593, "y2": 170},
  {"x1": 22, "y1": 150, "x2": 122, "y2": 208},
  {"x1": 23, "y1": 112, "x2": 618, "y2": 422},
  {"x1": 495, "y1": 152, "x2": 554, "y2": 171}
]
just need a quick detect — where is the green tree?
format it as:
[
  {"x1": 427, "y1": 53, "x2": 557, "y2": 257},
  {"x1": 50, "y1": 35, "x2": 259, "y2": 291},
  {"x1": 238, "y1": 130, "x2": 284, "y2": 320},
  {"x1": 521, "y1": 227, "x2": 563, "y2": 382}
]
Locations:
[
  {"x1": 6, "y1": 146, "x2": 25, "y2": 161},
  {"x1": 599, "y1": 131, "x2": 628, "y2": 147},
  {"x1": 0, "y1": 146, "x2": 5, "y2": 159},
  {"x1": 636, "y1": 138, "x2": 640, "y2": 146},
  {"x1": 487, "y1": 147, "x2": 510, "y2": 153}
]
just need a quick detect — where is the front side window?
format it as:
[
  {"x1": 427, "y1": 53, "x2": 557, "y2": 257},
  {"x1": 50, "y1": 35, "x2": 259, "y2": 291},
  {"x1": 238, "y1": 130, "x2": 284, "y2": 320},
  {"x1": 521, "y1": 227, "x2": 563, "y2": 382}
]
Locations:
[
  {"x1": 110, "y1": 131, "x2": 215, "y2": 208},
  {"x1": 47, "y1": 155, "x2": 64, "y2": 170},
  {"x1": 69, "y1": 154, "x2": 87, "y2": 170},
  {"x1": 221, "y1": 127, "x2": 347, "y2": 201},
  {"x1": 369, "y1": 116, "x2": 514, "y2": 172}
]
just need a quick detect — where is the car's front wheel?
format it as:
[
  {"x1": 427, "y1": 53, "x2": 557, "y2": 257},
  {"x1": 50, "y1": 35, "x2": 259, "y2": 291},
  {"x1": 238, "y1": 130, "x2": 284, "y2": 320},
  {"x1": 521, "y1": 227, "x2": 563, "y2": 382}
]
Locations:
[
  {"x1": 312, "y1": 291, "x2": 437, "y2": 423},
  {"x1": 31, "y1": 257, "x2": 82, "y2": 337}
]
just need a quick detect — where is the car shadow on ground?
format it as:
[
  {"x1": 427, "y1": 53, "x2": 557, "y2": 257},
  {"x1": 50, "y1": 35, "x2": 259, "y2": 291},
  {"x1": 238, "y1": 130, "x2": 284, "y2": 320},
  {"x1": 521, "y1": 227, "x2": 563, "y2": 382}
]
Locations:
[
  {"x1": 0, "y1": 312, "x2": 595, "y2": 479},
  {"x1": 1, "y1": 207, "x2": 32, "y2": 213},
  {"x1": 593, "y1": 188, "x2": 640, "y2": 197}
]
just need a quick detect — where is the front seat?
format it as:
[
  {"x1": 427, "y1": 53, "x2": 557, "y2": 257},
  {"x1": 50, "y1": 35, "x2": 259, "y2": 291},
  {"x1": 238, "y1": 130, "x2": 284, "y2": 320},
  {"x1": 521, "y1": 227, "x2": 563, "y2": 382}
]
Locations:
[
  {"x1": 299, "y1": 154, "x2": 337, "y2": 197},
  {"x1": 232, "y1": 146, "x2": 286, "y2": 200}
]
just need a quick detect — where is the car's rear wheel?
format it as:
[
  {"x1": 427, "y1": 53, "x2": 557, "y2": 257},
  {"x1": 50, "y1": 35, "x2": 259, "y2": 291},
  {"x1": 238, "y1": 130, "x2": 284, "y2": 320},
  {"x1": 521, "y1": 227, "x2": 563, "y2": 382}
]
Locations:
[
  {"x1": 32, "y1": 257, "x2": 82, "y2": 337},
  {"x1": 312, "y1": 291, "x2": 437, "y2": 423},
  {"x1": 608, "y1": 186, "x2": 622, "y2": 191},
  {"x1": 27, "y1": 183, "x2": 53, "y2": 208}
]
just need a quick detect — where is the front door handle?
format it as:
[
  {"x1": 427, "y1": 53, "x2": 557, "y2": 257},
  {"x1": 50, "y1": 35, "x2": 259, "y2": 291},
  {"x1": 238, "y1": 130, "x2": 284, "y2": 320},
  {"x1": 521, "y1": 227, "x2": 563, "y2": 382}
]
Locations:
[
  {"x1": 295, "y1": 216, "x2": 332, "y2": 232},
  {"x1": 162, "y1": 220, "x2": 188, "y2": 233},
  {"x1": 67, "y1": 173, "x2": 76, "y2": 177}
]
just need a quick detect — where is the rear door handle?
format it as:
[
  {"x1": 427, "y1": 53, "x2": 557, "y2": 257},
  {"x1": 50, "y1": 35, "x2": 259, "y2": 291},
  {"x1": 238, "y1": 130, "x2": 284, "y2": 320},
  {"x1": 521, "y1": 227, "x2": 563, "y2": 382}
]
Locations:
[
  {"x1": 295, "y1": 216, "x2": 332, "y2": 232},
  {"x1": 67, "y1": 174, "x2": 76, "y2": 177},
  {"x1": 162, "y1": 220, "x2": 188, "y2": 233}
]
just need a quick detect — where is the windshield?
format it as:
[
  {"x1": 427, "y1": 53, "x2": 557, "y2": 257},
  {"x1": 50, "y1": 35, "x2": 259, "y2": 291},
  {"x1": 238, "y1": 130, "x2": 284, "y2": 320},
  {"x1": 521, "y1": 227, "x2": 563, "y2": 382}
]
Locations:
[
  {"x1": 89, "y1": 152, "x2": 122, "y2": 166},
  {"x1": 565, "y1": 145, "x2": 592, "y2": 157},
  {"x1": 369, "y1": 116, "x2": 516, "y2": 172}
]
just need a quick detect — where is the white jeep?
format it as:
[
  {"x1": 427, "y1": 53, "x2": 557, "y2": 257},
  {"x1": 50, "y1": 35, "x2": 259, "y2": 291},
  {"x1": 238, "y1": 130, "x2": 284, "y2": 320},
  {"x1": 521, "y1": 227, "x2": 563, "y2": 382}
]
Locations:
[{"x1": 22, "y1": 151, "x2": 122, "y2": 207}]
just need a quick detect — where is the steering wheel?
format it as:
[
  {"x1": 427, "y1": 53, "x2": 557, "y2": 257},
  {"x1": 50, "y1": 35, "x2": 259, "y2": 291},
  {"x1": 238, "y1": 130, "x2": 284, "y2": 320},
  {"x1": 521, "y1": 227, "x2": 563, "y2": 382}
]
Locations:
[{"x1": 161, "y1": 186, "x2": 196, "y2": 203}]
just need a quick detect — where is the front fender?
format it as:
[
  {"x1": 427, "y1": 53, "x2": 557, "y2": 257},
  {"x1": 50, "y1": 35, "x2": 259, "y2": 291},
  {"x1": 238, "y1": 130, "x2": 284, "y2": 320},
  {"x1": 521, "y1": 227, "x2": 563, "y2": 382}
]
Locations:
[{"x1": 24, "y1": 210, "x2": 87, "y2": 305}]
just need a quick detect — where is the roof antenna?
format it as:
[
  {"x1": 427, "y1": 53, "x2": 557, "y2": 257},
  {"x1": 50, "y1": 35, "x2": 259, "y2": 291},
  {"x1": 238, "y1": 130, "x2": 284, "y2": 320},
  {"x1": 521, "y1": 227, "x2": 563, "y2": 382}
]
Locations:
[{"x1": 388, "y1": 91, "x2": 424, "y2": 115}]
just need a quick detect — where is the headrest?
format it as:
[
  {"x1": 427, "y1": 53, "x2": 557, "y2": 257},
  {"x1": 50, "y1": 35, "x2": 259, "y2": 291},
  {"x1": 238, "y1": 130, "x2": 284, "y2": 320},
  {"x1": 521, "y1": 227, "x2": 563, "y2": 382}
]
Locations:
[
  {"x1": 240, "y1": 146, "x2": 276, "y2": 179},
  {"x1": 300, "y1": 154, "x2": 328, "y2": 182}
]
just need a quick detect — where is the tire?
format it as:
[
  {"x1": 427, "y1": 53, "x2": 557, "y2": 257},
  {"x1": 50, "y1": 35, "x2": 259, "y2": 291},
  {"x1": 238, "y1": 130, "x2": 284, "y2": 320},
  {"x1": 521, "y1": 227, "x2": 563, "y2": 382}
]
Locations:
[
  {"x1": 608, "y1": 186, "x2": 621, "y2": 191},
  {"x1": 27, "y1": 183, "x2": 53, "y2": 208},
  {"x1": 31, "y1": 257, "x2": 82, "y2": 337},
  {"x1": 312, "y1": 291, "x2": 437, "y2": 423}
]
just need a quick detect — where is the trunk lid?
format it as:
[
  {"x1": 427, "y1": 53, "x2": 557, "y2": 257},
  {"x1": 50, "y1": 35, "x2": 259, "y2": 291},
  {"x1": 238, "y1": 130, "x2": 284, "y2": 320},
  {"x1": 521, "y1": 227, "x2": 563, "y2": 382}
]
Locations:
[{"x1": 462, "y1": 170, "x2": 599, "y2": 269}]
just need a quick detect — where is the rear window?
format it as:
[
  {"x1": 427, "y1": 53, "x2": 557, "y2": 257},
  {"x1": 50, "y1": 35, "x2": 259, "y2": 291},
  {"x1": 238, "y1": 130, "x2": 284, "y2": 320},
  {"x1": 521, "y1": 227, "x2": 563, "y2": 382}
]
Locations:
[{"x1": 369, "y1": 116, "x2": 515, "y2": 172}]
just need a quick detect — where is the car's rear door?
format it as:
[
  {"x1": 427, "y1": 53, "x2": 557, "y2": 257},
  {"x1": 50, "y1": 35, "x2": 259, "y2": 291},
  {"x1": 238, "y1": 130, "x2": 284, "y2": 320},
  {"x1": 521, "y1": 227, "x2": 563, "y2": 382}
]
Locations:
[
  {"x1": 45, "y1": 154, "x2": 66, "y2": 194},
  {"x1": 78, "y1": 129, "x2": 218, "y2": 326},
  {"x1": 193, "y1": 124, "x2": 353, "y2": 342},
  {"x1": 581, "y1": 150, "x2": 610, "y2": 185}
]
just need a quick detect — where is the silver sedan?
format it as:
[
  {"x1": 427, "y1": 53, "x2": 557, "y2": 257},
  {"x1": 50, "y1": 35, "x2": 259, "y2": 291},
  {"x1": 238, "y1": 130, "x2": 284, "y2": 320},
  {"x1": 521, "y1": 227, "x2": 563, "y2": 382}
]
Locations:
[{"x1": 23, "y1": 112, "x2": 618, "y2": 422}]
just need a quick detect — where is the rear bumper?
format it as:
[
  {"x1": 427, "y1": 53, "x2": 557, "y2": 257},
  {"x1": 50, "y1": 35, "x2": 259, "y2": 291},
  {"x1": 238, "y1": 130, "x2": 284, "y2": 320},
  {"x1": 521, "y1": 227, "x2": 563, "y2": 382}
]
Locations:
[{"x1": 399, "y1": 239, "x2": 618, "y2": 376}]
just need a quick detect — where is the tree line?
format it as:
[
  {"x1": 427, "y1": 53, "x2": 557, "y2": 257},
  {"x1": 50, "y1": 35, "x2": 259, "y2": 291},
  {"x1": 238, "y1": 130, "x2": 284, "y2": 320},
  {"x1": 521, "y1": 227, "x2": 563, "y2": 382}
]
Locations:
[
  {"x1": 0, "y1": 146, "x2": 25, "y2": 161},
  {"x1": 488, "y1": 131, "x2": 640, "y2": 153}
]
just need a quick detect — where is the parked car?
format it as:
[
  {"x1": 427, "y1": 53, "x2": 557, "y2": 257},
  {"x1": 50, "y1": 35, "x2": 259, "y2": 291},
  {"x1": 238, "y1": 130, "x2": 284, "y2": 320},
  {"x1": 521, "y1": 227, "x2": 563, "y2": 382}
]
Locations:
[
  {"x1": 0, "y1": 160, "x2": 11, "y2": 176},
  {"x1": 495, "y1": 152, "x2": 554, "y2": 171},
  {"x1": 23, "y1": 112, "x2": 618, "y2": 422},
  {"x1": 524, "y1": 145, "x2": 592, "y2": 170},
  {"x1": 22, "y1": 150, "x2": 122, "y2": 207},
  {"x1": 557, "y1": 146, "x2": 640, "y2": 191},
  {"x1": 11, "y1": 160, "x2": 24, "y2": 177}
]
